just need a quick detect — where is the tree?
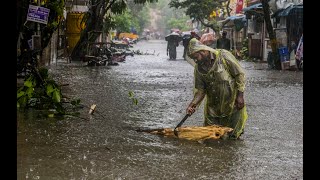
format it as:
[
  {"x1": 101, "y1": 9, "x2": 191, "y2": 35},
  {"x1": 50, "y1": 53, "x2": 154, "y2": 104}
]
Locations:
[
  {"x1": 17, "y1": 0, "x2": 65, "y2": 54},
  {"x1": 70, "y1": 0, "x2": 158, "y2": 61},
  {"x1": 113, "y1": 11, "x2": 138, "y2": 33},
  {"x1": 147, "y1": 0, "x2": 189, "y2": 34},
  {"x1": 261, "y1": 0, "x2": 281, "y2": 70},
  {"x1": 167, "y1": 17, "x2": 190, "y2": 32},
  {"x1": 114, "y1": 2, "x2": 152, "y2": 34},
  {"x1": 169, "y1": 0, "x2": 230, "y2": 35},
  {"x1": 16, "y1": 0, "x2": 82, "y2": 114}
]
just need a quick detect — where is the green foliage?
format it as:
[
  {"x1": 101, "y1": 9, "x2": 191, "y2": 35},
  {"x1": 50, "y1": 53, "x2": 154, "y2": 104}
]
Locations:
[
  {"x1": 106, "y1": 0, "x2": 159, "y2": 33},
  {"x1": 73, "y1": 0, "x2": 158, "y2": 59},
  {"x1": 167, "y1": 16, "x2": 190, "y2": 31},
  {"x1": 17, "y1": 0, "x2": 65, "y2": 52},
  {"x1": 135, "y1": 6, "x2": 151, "y2": 33},
  {"x1": 239, "y1": 38, "x2": 249, "y2": 60},
  {"x1": 113, "y1": 10, "x2": 141, "y2": 33},
  {"x1": 134, "y1": 0, "x2": 158, "y2": 4},
  {"x1": 146, "y1": 0, "x2": 190, "y2": 33},
  {"x1": 169, "y1": 0, "x2": 221, "y2": 20},
  {"x1": 41, "y1": 0, "x2": 65, "y2": 49},
  {"x1": 169, "y1": 0, "x2": 222, "y2": 31},
  {"x1": 103, "y1": 16, "x2": 117, "y2": 33},
  {"x1": 45, "y1": 0, "x2": 65, "y2": 17},
  {"x1": 17, "y1": 67, "x2": 80, "y2": 116},
  {"x1": 108, "y1": 0, "x2": 128, "y2": 15},
  {"x1": 128, "y1": 91, "x2": 138, "y2": 105},
  {"x1": 122, "y1": 3, "x2": 152, "y2": 34}
]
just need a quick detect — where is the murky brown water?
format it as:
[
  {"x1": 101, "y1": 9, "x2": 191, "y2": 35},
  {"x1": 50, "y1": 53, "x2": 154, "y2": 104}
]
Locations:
[{"x1": 17, "y1": 40, "x2": 303, "y2": 179}]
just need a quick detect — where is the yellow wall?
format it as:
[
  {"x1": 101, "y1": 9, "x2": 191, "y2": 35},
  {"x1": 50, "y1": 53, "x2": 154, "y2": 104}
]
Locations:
[{"x1": 66, "y1": 12, "x2": 86, "y2": 53}]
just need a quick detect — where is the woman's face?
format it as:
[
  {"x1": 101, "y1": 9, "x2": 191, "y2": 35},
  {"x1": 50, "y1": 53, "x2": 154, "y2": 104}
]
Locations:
[{"x1": 190, "y1": 51, "x2": 207, "y2": 65}]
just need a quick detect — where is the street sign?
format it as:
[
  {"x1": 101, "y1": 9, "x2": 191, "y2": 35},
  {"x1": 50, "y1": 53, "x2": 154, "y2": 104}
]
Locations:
[{"x1": 26, "y1": 5, "x2": 50, "y2": 24}]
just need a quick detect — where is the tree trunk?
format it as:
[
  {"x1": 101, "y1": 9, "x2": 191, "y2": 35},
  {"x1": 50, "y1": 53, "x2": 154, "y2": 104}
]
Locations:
[{"x1": 261, "y1": 0, "x2": 281, "y2": 70}]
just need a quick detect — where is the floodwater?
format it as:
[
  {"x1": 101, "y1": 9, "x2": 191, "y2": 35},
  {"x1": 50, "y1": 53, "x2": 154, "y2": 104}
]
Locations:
[{"x1": 17, "y1": 40, "x2": 303, "y2": 180}]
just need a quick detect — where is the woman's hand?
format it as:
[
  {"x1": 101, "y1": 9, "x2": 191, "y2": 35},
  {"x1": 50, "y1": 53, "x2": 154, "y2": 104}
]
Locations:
[
  {"x1": 186, "y1": 103, "x2": 197, "y2": 115},
  {"x1": 235, "y1": 91, "x2": 244, "y2": 110}
]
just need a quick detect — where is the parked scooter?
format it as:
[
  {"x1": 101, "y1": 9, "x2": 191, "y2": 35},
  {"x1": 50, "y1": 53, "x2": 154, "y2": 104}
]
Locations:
[
  {"x1": 85, "y1": 45, "x2": 109, "y2": 66},
  {"x1": 84, "y1": 41, "x2": 134, "y2": 66}
]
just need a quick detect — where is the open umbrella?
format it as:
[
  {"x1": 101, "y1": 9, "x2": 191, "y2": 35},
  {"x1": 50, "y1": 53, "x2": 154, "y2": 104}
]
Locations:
[
  {"x1": 165, "y1": 32, "x2": 181, "y2": 42},
  {"x1": 181, "y1": 31, "x2": 191, "y2": 41},
  {"x1": 200, "y1": 32, "x2": 216, "y2": 46},
  {"x1": 171, "y1": 28, "x2": 180, "y2": 33},
  {"x1": 181, "y1": 31, "x2": 191, "y2": 36}
]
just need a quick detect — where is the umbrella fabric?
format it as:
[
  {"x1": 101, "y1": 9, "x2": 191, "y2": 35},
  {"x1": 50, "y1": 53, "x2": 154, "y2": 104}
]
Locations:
[
  {"x1": 181, "y1": 31, "x2": 191, "y2": 36},
  {"x1": 200, "y1": 32, "x2": 216, "y2": 45},
  {"x1": 182, "y1": 31, "x2": 191, "y2": 42},
  {"x1": 171, "y1": 28, "x2": 180, "y2": 33},
  {"x1": 165, "y1": 32, "x2": 181, "y2": 42}
]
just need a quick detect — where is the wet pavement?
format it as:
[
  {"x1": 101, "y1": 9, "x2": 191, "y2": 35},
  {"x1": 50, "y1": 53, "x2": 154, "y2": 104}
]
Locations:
[{"x1": 17, "y1": 40, "x2": 303, "y2": 179}]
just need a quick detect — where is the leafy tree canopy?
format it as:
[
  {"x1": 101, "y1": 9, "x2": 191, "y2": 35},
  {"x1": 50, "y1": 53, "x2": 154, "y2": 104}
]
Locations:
[
  {"x1": 169, "y1": 0, "x2": 227, "y2": 32},
  {"x1": 113, "y1": 10, "x2": 142, "y2": 33},
  {"x1": 167, "y1": 16, "x2": 190, "y2": 32}
]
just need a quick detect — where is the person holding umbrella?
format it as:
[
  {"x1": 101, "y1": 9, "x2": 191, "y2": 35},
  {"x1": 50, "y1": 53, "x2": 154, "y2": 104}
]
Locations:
[
  {"x1": 200, "y1": 32, "x2": 216, "y2": 48},
  {"x1": 182, "y1": 31, "x2": 200, "y2": 60},
  {"x1": 165, "y1": 32, "x2": 181, "y2": 60}
]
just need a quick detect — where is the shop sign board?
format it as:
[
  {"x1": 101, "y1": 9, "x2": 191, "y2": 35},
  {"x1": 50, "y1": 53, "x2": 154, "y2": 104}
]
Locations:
[{"x1": 27, "y1": 5, "x2": 50, "y2": 24}]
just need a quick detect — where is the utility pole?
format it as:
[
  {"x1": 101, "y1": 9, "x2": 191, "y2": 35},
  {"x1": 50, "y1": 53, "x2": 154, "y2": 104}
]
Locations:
[
  {"x1": 37, "y1": 0, "x2": 41, "y2": 36},
  {"x1": 36, "y1": 0, "x2": 42, "y2": 66}
]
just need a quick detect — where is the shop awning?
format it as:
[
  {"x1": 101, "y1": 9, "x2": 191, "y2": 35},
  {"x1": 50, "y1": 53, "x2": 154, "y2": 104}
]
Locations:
[
  {"x1": 225, "y1": 14, "x2": 246, "y2": 21},
  {"x1": 271, "y1": 4, "x2": 303, "y2": 18},
  {"x1": 242, "y1": 3, "x2": 262, "y2": 13},
  {"x1": 222, "y1": 15, "x2": 247, "y2": 31}
]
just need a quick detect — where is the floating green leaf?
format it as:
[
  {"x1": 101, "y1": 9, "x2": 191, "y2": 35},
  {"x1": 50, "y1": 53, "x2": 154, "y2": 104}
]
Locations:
[
  {"x1": 128, "y1": 91, "x2": 139, "y2": 105},
  {"x1": 52, "y1": 90, "x2": 61, "y2": 103},
  {"x1": 26, "y1": 87, "x2": 34, "y2": 97},
  {"x1": 128, "y1": 91, "x2": 134, "y2": 98},
  {"x1": 17, "y1": 91, "x2": 25, "y2": 99},
  {"x1": 46, "y1": 84, "x2": 54, "y2": 96},
  {"x1": 133, "y1": 98, "x2": 138, "y2": 105},
  {"x1": 24, "y1": 80, "x2": 33, "y2": 88}
]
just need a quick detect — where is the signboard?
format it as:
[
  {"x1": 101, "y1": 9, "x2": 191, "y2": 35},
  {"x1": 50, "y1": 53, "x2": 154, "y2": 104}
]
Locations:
[{"x1": 27, "y1": 5, "x2": 50, "y2": 24}]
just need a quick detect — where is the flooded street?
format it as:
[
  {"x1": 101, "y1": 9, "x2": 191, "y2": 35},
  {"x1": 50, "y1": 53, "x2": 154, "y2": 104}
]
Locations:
[{"x1": 17, "y1": 40, "x2": 303, "y2": 180}]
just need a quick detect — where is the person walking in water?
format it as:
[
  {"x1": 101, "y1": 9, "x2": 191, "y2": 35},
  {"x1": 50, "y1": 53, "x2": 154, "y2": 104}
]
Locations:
[
  {"x1": 182, "y1": 31, "x2": 201, "y2": 60},
  {"x1": 167, "y1": 38, "x2": 178, "y2": 60}
]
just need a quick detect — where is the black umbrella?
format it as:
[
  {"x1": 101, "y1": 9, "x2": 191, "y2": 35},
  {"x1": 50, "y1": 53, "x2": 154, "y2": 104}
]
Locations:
[{"x1": 165, "y1": 32, "x2": 181, "y2": 42}]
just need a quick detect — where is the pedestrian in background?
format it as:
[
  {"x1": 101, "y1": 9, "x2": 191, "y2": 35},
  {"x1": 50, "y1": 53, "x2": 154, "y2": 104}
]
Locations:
[
  {"x1": 167, "y1": 37, "x2": 179, "y2": 60},
  {"x1": 217, "y1": 31, "x2": 231, "y2": 50},
  {"x1": 182, "y1": 31, "x2": 201, "y2": 60}
]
